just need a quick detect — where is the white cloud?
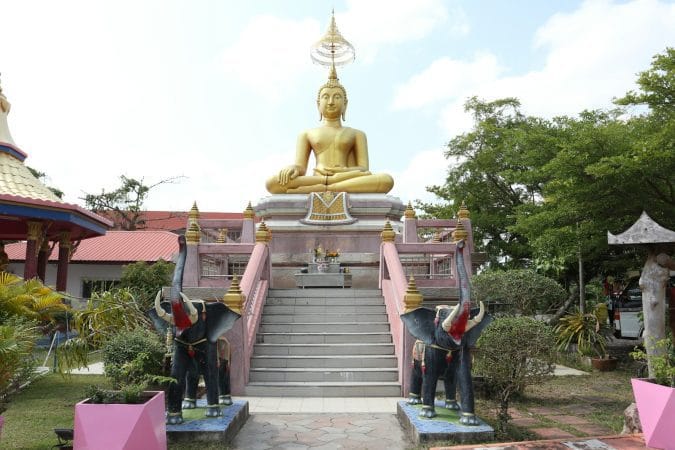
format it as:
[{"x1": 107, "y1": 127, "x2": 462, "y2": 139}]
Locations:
[
  {"x1": 395, "y1": 0, "x2": 675, "y2": 138},
  {"x1": 392, "y1": 53, "x2": 502, "y2": 110},
  {"x1": 340, "y1": 0, "x2": 462, "y2": 62},
  {"x1": 221, "y1": 16, "x2": 320, "y2": 101},
  {"x1": 390, "y1": 148, "x2": 448, "y2": 205}
]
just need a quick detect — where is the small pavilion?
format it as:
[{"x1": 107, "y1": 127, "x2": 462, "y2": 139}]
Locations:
[{"x1": 0, "y1": 78, "x2": 111, "y2": 291}]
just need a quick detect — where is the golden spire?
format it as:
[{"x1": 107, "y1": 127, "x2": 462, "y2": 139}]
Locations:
[
  {"x1": 223, "y1": 275, "x2": 245, "y2": 314},
  {"x1": 217, "y1": 228, "x2": 228, "y2": 243},
  {"x1": 404, "y1": 201, "x2": 416, "y2": 219},
  {"x1": 452, "y1": 217, "x2": 468, "y2": 242},
  {"x1": 403, "y1": 275, "x2": 423, "y2": 312},
  {"x1": 188, "y1": 202, "x2": 200, "y2": 222},
  {"x1": 381, "y1": 220, "x2": 396, "y2": 242},
  {"x1": 458, "y1": 201, "x2": 470, "y2": 220},
  {"x1": 310, "y1": 10, "x2": 355, "y2": 67},
  {"x1": 243, "y1": 201, "x2": 255, "y2": 219},
  {"x1": 255, "y1": 221, "x2": 271, "y2": 243}
]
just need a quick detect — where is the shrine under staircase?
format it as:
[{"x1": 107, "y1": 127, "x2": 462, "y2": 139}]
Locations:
[{"x1": 245, "y1": 288, "x2": 401, "y2": 397}]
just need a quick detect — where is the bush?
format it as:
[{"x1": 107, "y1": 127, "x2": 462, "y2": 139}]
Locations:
[
  {"x1": 119, "y1": 259, "x2": 174, "y2": 311},
  {"x1": 472, "y1": 270, "x2": 567, "y2": 316},
  {"x1": 474, "y1": 316, "x2": 556, "y2": 432},
  {"x1": 102, "y1": 328, "x2": 165, "y2": 389},
  {"x1": 0, "y1": 318, "x2": 39, "y2": 414}
]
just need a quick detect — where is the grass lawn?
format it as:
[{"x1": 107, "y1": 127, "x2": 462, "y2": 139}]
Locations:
[{"x1": 1, "y1": 374, "x2": 108, "y2": 449}]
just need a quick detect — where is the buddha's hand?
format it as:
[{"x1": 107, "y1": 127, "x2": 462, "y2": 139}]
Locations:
[
  {"x1": 315, "y1": 166, "x2": 370, "y2": 176},
  {"x1": 278, "y1": 165, "x2": 302, "y2": 185}
]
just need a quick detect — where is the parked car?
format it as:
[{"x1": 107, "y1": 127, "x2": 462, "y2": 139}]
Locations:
[{"x1": 613, "y1": 275, "x2": 675, "y2": 339}]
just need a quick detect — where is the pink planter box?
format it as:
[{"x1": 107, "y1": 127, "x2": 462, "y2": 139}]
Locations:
[
  {"x1": 631, "y1": 378, "x2": 675, "y2": 449},
  {"x1": 74, "y1": 391, "x2": 166, "y2": 450}
]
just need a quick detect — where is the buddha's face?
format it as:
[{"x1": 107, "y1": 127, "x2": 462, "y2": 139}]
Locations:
[{"x1": 318, "y1": 87, "x2": 346, "y2": 120}]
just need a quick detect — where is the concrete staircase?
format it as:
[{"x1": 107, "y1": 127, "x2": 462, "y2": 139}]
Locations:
[{"x1": 245, "y1": 288, "x2": 401, "y2": 397}]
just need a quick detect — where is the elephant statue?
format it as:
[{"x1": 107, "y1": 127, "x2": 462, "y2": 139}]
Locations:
[
  {"x1": 400, "y1": 239, "x2": 492, "y2": 425},
  {"x1": 406, "y1": 335, "x2": 460, "y2": 411},
  {"x1": 182, "y1": 336, "x2": 232, "y2": 409},
  {"x1": 149, "y1": 235, "x2": 241, "y2": 425}
]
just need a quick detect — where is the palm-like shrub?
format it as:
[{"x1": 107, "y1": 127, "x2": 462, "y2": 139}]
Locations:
[
  {"x1": 0, "y1": 272, "x2": 68, "y2": 324},
  {"x1": 554, "y1": 306, "x2": 608, "y2": 358},
  {"x1": 0, "y1": 319, "x2": 39, "y2": 414},
  {"x1": 57, "y1": 288, "x2": 154, "y2": 373}
]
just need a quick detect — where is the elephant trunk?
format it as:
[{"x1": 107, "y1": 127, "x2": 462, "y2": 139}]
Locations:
[
  {"x1": 441, "y1": 239, "x2": 473, "y2": 344},
  {"x1": 171, "y1": 235, "x2": 197, "y2": 335}
]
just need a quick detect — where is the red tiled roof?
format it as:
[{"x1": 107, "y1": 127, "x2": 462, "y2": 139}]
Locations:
[
  {"x1": 97, "y1": 210, "x2": 244, "y2": 231},
  {"x1": 6, "y1": 230, "x2": 179, "y2": 263}
]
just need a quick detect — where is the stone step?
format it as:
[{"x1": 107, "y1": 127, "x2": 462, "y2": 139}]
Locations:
[
  {"x1": 261, "y1": 313, "x2": 388, "y2": 324},
  {"x1": 244, "y1": 381, "x2": 402, "y2": 397},
  {"x1": 256, "y1": 332, "x2": 392, "y2": 345},
  {"x1": 267, "y1": 289, "x2": 383, "y2": 298},
  {"x1": 259, "y1": 322, "x2": 391, "y2": 333},
  {"x1": 253, "y1": 343, "x2": 395, "y2": 356},
  {"x1": 250, "y1": 355, "x2": 398, "y2": 369},
  {"x1": 263, "y1": 304, "x2": 385, "y2": 314},
  {"x1": 249, "y1": 367, "x2": 399, "y2": 383},
  {"x1": 264, "y1": 297, "x2": 385, "y2": 306}
]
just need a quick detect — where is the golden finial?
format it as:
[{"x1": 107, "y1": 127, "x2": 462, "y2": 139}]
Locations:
[
  {"x1": 223, "y1": 275, "x2": 245, "y2": 314},
  {"x1": 458, "y1": 201, "x2": 470, "y2": 220},
  {"x1": 255, "y1": 221, "x2": 271, "y2": 243},
  {"x1": 452, "y1": 217, "x2": 468, "y2": 242},
  {"x1": 186, "y1": 221, "x2": 201, "y2": 245},
  {"x1": 311, "y1": 11, "x2": 355, "y2": 67},
  {"x1": 217, "y1": 228, "x2": 228, "y2": 243},
  {"x1": 404, "y1": 201, "x2": 416, "y2": 219},
  {"x1": 188, "y1": 202, "x2": 200, "y2": 222},
  {"x1": 243, "y1": 201, "x2": 255, "y2": 219},
  {"x1": 403, "y1": 275, "x2": 423, "y2": 312},
  {"x1": 381, "y1": 220, "x2": 396, "y2": 242},
  {"x1": 432, "y1": 230, "x2": 441, "y2": 243}
]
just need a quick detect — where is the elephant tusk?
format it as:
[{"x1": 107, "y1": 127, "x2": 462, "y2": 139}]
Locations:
[
  {"x1": 465, "y1": 301, "x2": 486, "y2": 332},
  {"x1": 155, "y1": 290, "x2": 174, "y2": 324},
  {"x1": 441, "y1": 304, "x2": 460, "y2": 332},
  {"x1": 180, "y1": 292, "x2": 199, "y2": 325}
]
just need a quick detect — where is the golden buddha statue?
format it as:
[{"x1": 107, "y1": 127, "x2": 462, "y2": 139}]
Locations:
[{"x1": 265, "y1": 65, "x2": 394, "y2": 194}]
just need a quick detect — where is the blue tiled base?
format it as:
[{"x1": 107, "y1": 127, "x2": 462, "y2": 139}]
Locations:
[
  {"x1": 397, "y1": 400, "x2": 494, "y2": 445},
  {"x1": 166, "y1": 399, "x2": 249, "y2": 444}
]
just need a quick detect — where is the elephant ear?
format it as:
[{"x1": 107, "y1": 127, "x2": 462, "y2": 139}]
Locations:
[
  {"x1": 400, "y1": 307, "x2": 436, "y2": 344},
  {"x1": 205, "y1": 303, "x2": 241, "y2": 343},
  {"x1": 147, "y1": 302, "x2": 171, "y2": 337},
  {"x1": 464, "y1": 308, "x2": 493, "y2": 348}
]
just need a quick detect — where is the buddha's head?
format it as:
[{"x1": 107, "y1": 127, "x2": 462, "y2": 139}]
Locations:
[{"x1": 317, "y1": 65, "x2": 347, "y2": 121}]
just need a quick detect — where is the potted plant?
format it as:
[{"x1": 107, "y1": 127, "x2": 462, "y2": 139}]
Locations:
[
  {"x1": 72, "y1": 328, "x2": 174, "y2": 449},
  {"x1": 630, "y1": 338, "x2": 675, "y2": 449},
  {"x1": 74, "y1": 384, "x2": 167, "y2": 450},
  {"x1": 554, "y1": 307, "x2": 616, "y2": 371}
]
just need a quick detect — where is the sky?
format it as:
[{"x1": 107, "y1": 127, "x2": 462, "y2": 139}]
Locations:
[{"x1": 1, "y1": 0, "x2": 673, "y2": 213}]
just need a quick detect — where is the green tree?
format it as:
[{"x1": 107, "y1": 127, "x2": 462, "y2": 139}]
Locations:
[
  {"x1": 421, "y1": 97, "x2": 559, "y2": 269},
  {"x1": 82, "y1": 175, "x2": 184, "y2": 230},
  {"x1": 119, "y1": 259, "x2": 175, "y2": 311}
]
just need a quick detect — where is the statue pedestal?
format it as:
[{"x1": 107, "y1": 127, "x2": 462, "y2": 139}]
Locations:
[
  {"x1": 255, "y1": 193, "x2": 405, "y2": 288},
  {"x1": 396, "y1": 400, "x2": 494, "y2": 445}
]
